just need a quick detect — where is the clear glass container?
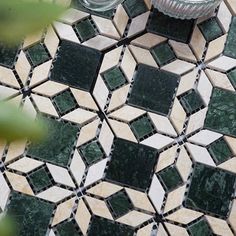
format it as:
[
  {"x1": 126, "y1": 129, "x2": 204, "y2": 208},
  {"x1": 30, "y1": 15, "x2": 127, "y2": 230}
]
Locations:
[
  {"x1": 152, "y1": 0, "x2": 223, "y2": 19},
  {"x1": 78, "y1": 0, "x2": 124, "y2": 12}
]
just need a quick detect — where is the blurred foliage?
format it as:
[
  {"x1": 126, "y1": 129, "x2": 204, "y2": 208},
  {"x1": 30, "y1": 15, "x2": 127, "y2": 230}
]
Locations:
[{"x1": 0, "y1": 215, "x2": 17, "y2": 236}]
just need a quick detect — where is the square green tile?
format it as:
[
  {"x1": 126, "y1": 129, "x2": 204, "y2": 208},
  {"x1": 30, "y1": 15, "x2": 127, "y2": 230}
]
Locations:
[
  {"x1": 107, "y1": 191, "x2": 133, "y2": 218},
  {"x1": 158, "y1": 166, "x2": 183, "y2": 191},
  {"x1": 80, "y1": 141, "x2": 104, "y2": 165},
  {"x1": 198, "y1": 17, "x2": 223, "y2": 42},
  {"x1": 128, "y1": 64, "x2": 179, "y2": 115},
  {"x1": 188, "y1": 219, "x2": 213, "y2": 236},
  {"x1": 103, "y1": 67, "x2": 127, "y2": 91},
  {"x1": 208, "y1": 138, "x2": 232, "y2": 164},
  {"x1": 27, "y1": 43, "x2": 50, "y2": 66},
  {"x1": 204, "y1": 88, "x2": 236, "y2": 137},
  {"x1": 180, "y1": 90, "x2": 205, "y2": 114},
  {"x1": 57, "y1": 221, "x2": 82, "y2": 236},
  {"x1": 7, "y1": 192, "x2": 54, "y2": 236},
  {"x1": 106, "y1": 138, "x2": 157, "y2": 191},
  {"x1": 123, "y1": 0, "x2": 148, "y2": 18},
  {"x1": 130, "y1": 116, "x2": 154, "y2": 140},
  {"x1": 28, "y1": 117, "x2": 79, "y2": 167},
  {"x1": 53, "y1": 90, "x2": 77, "y2": 114},
  {"x1": 0, "y1": 44, "x2": 19, "y2": 68},
  {"x1": 151, "y1": 42, "x2": 176, "y2": 66},
  {"x1": 227, "y1": 68, "x2": 236, "y2": 89},
  {"x1": 185, "y1": 163, "x2": 236, "y2": 217},
  {"x1": 224, "y1": 17, "x2": 236, "y2": 59},
  {"x1": 28, "y1": 167, "x2": 52, "y2": 192},
  {"x1": 75, "y1": 19, "x2": 97, "y2": 42}
]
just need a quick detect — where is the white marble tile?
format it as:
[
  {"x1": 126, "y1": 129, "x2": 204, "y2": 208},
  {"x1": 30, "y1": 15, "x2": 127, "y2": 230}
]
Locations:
[
  {"x1": 0, "y1": 66, "x2": 20, "y2": 88},
  {"x1": 207, "y1": 56, "x2": 236, "y2": 72},
  {"x1": 164, "y1": 223, "x2": 189, "y2": 236},
  {"x1": 0, "y1": 173, "x2": 10, "y2": 211},
  {"x1": 217, "y1": 2, "x2": 232, "y2": 32},
  {"x1": 60, "y1": 9, "x2": 88, "y2": 25},
  {"x1": 83, "y1": 35, "x2": 117, "y2": 50},
  {"x1": 113, "y1": 5, "x2": 129, "y2": 35}
]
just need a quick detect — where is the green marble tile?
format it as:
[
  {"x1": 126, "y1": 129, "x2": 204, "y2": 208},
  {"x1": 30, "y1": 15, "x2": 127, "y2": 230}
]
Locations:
[
  {"x1": 27, "y1": 43, "x2": 50, "y2": 66},
  {"x1": 130, "y1": 115, "x2": 154, "y2": 140},
  {"x1": 148, "y1": 9, "x2": 194, "y2": 43},
  {"x1": 50, "y1": 40, "x2": 102, "y2": 91},
  {"x1": 28, "y1": 117, "x2": 79, "y2": 167},
  {"x1": 224, "y1": 17, "x2": 236, "y2": 59},
  {"x1": 185, "y1": 163, "x2": 236, "y2": 217},
  {"x1": 0, "y1": 44, "x2": 19, "y2": 68},
  {"x1": 107, "y1": 191, "x2": 133, "y2": 218},
  {"x1": 28, "y1": 167, "x2": 52, "y2": 192},
  {"x1": 123, "y1": 0, "x2": 148, "y2": 18},
  {"x1": 208, "y1": 138, "x2": 232, "y2": 164},
  {"x1": 128, "y1": 64, "x2": 179, "y2": 115},
  {"x1": 75, "y1": 19, "x2": 97, "y2": 42},
  {"x1": 188, "y1": 219, "x2": 213, "y2": 236},
  {"x1": 151, "y1": 42, "x2": 176, "y2": 66},
  {"x1": 7, "y1": 192, "x2": 54, "y2": 236},
  {"x1": 57, "y1": 221, "x2": 82, "y2": 236},
  {"x1": 198, "y1": 18, "x2": 223, "y2": 42},
  {"x1": 53, "y1": 90, "x2": 77, "y2": 115},
  {"x1": 88, "y1": 217, "x2": 134, "y2": 236},
  {"x1": 158, "y1": 166, "x2": 183, "y2": 191},
  {"x1": 80, "y1": 141, "x2": 104, "y2": 165},
  {"x1": 227, "y1": 68, "x2": 236, "y2": 89},
  {"x1": 180, "y1": 90, "x2": 205, "y2": 114},
  {"x1": 204, "y1": 88, "x2": 236, "y2": 137},
  {"x1": 106, "y1": 138, "x2": 157, "y2": 190},
  {"x1": 103, "y1": 67, "x2": 127, "y2": 91}
]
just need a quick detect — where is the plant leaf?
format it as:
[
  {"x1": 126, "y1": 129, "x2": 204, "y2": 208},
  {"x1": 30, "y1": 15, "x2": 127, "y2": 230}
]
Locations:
[
  {"x1": 0, "y1": 216, "x2": 17, "y2": 236},
  {"x1": 0, "y1": 0, "x2": 65, "y2": 44}
]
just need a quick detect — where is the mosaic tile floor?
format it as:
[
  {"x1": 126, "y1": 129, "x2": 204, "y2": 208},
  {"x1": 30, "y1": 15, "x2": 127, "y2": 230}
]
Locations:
[{"x1": 0, "y1": 0, "x2": 236, "y2": 235}]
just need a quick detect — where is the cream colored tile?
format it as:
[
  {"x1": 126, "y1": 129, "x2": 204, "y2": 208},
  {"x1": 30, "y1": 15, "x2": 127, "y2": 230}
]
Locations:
[
  {"x1": 62, "y1": 108, "x2": 97, "y2": 125},
  {"x1": 141, "y1": 134, "x2": 174, "y2": 150},
  {"x1": 107, "y1": 84, "x2": 130, "y2": 112},
  {"x1": 207, "y1": 56, "x2": 236, "y2": 72},
  {"x1": 225, "y1": 136, "x2": 236, "y2": 155},
  {"x1": 148, "y1": 175, "x2": 165, "y2": 213},
  {"x1": 128, "y1": 12, "x2": 150, "y2": 37},
  {"x1": 0, "y1": 142, "x2": 5, "y2": 160},
  {"x1": 49, "y1": 230, "x2": 55, "y2": 236},
  {"x1": 75, "y1": 199, "x2": 91, "y2": 235},
  {"x1": 5, "y1": 171, "x2": 34, "y2": 195},
  {"x1": 156, "y1": 146, "x2": 177, "y2": 172},
  {"x1": 99, "y1": 121, "x2": 114, "y2": 156},
  {"x1": 84, "y1": 158, "x2": 108, "y2": 187},
  {"x1": 109, "y1": 105, "x2": 145, "y2": 122},
  {"x1": 85, "y1": 196, "x2": 113, "y2": 220},
  {"x1": 229, "y1": 200, "x2": 236, "y2": 232},
  {"x1": 87, "y1": 181, "x2": 122, "y2": 198},
  {"x1": 0, "y1": 86, "x2": 18, "y2": 100},
  {"x1": 137, "y1": 223, "x2": 154, "y2": 236},
  {"x1": 190, "y1": 27, "x2": 206, "y2": 60},
  {"x1": 117, "y1": 210, "x2": 152, "y2": 227},
  {"x1": 125, "y1": 188, "x2": 155, "y2": 213},
  {"x1": 169, "y1": 40, "x2": 196, "y2": 62},
  {"x1": 157, "y1": 223, "x2": 168, "y2": 236},
  {"x1": 164, "y1": 223, "x2": 189, "y2": 236},
  {"x1": 0, "y1": 173, "x2": 10, "y2": 210},
  {"x1": 37, "y1": 186, "x2": 72, "y2": 203},
  {"x1": 44, "y1": 26, "x2": 60, "y2": 57},
  {"x1": 53, "y1": 21, "x2": 80, "y2": 43},
  {"x1": 225, "y1": 0, "x2": 236, "y2": 15},
  {"x1": 129, "y1": 45, "x2": 158, "y2": 68},
  {"x1": 162, "y1": 60, "x2": 195, "y2": 75},
  {"x1": 206, "y1": 216, "x2": 234, "y2": 236},
  {"x1": 77, "y1": 119, "x2": 99, "y2": 146},
  {"x1": 0, "y1": 67, "x2": 20, "y2": 88},
  {"x1": 83, "y1": 35, "x2": 117, "y2": 50},
  {"x1": 218, "y1": 157, "x2": 236, "y2": 173},
  {"x1": 7, "y1": 157, "x2": 43, "y2": 173},
  {"x1": 166, "y1": 208, "x2": 203, "y2": 224},
  {"x1": 164, "y1": 185, "x2": 185, "y2": 213},
  {"x1": 60, "y1": 9, "x2": 88, "y2": 24},
  {"x1": 108, "y1": 119, "x2": 137, "y2": 142},
  {"x1": 47, "y1": 163, "x2": 75, "y2": 188},
  {"x1": 218, "y1": 2, "x2": 232, "y2": 32},
  {"x1": 31, "y1": 94, "x2": 58, "y2": 117},
  {"x1": 113, "y1": 5, "x2": 129, "y2": 35},
  {"x1": 70, "y1": 88, "x2": 98, "y2": 111},
  {"x1": 32, "y1": 80, "x2": 68, "y2": 97},
  {"x1": 70, "y1": 150, "x2": 85, "y2": 186},
  {"x1": 131, "y1": 33, "x2": 166, "y2": 49},
  {"x1": 52, "y1": 197, "x2": 75, "y2": 226},
  {"x1": 92, "y1": 16, "x2": 120, "y2": 39},
  {"x1": 22, "y1": 97, "x2": 37, "y2": 119},
  {"x1": 23, "y1": 30, "x2": 43, "y2": 48}
]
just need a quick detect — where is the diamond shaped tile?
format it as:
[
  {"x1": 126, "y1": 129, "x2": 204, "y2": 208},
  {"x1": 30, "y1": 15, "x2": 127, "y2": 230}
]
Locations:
[
  {"x1": 123, "y1": 0, "x2": 148, "y2": 18},
  {"x1": 188, "y1": 218, "x2": 213, "y2": 236},
  {"x1": 0, "y1": 44, "x2": 19, "y2": 68}
]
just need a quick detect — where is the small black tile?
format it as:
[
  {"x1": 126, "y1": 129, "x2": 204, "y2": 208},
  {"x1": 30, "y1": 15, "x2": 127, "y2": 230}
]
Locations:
[
  {"x1": 0, "y1": 44, "x2": 19, "y2": 68},
  {"x1": 75, "y1": 19, "x2": 97, "y2": 42},
  {"x1": 123, "y1": 0, "x2": 148, "y2": 18},
  {"x1": 128, "y1": 64, "x2": 179, "y2": 116},
  {"x1": 106, "y1": 138, "x2": 157, "y2": 191},
  {"x1": 188, "y1": 218, "x2": 213, "y2": 236},
  {"x1": 57, "y1": 221, "x2": 82, "y2": 236},
  {"x1": 147, "y1": 9, "x2": 195, "y2": 43},
  {"x1": 50, "y1": 40, "x2": 102, "y2": 91},
  {"x1": 185, "y1": 163, "x2": 236, "y2": 217},
  {"x1": 224, "y1": 17, "x2": 236, "y2": 59}
]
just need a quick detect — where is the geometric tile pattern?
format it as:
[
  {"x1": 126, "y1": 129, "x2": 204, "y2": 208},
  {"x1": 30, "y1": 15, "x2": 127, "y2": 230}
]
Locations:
[{"x1": 0, "y1": 0, "x2": 236, "y2": 235}]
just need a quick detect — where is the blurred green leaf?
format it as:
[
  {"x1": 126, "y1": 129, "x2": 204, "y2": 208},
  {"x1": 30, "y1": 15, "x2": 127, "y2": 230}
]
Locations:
[
  {"x1": 0, "y1": 0, "x2": 65, "y2": 44},
  {"x1": 0, "y1": 215, "x2": 17, "y2": 236},
  {"x1": 0, "y1": 102, "x2": 46, "y2": 142}
]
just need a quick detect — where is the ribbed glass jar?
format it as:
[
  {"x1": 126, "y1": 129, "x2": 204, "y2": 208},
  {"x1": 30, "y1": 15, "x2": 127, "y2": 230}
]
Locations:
[
  {"x1": 78, "y1": 0, "x2": 124, "y2": 11},
  {"x1": 152, "y1": 0, "x2": 223, "y2": 19}
]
